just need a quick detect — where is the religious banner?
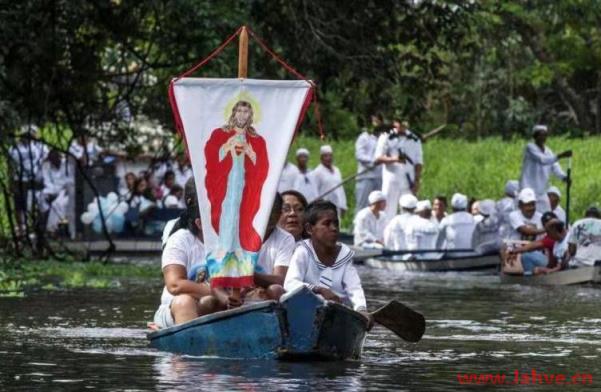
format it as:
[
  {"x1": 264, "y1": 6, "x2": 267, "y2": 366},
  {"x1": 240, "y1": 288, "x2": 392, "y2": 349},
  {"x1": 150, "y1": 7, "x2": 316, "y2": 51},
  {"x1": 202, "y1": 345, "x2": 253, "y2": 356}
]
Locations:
[{"x1": 170, "y1": 78, "x2": 313, "y2": 288}]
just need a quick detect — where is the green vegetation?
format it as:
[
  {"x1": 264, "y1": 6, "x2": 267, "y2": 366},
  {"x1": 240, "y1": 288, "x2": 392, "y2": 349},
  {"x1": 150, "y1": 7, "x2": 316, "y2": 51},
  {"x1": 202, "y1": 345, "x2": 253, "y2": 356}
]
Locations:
[
  {"x1": 289, "y1": 135, "x2": 600, "y2": 228},
  {"x1": 0, "y1": 260, "x2": 161, "y2": 297}
]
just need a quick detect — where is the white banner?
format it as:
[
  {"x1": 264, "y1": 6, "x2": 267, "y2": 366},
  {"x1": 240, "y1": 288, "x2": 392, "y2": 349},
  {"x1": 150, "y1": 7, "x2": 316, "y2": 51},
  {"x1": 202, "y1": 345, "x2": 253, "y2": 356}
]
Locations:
[{"x1": 171, "y1": 78, "x2": 312, "y2": 287}]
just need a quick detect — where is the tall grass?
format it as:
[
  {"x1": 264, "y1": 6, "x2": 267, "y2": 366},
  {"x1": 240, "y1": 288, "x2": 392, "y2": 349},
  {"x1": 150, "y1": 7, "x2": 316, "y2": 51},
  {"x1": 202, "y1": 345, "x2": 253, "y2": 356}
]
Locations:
[{"x1": 288, "y1": 135, "x2": 600, "y2": 228}]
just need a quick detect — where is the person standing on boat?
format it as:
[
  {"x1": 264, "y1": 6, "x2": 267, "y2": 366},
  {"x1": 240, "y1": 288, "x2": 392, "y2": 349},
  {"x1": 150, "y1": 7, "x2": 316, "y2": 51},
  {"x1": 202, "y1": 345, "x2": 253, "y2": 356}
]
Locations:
[
  {"x1": 354, "y1": 125, "x2": 380, "y2": 214},
  {"x1": 204, "y1": 100, "x2": 269, "y2": 283},
  {"x1": 292, "y1": 148, "x2": 319, "y2": 202},
  {"x1": 436, "y1": 193, "x2": 476, "y2": 255},
  {"x1": 383, "y1": 194, "x2": 418, "y2": 250},
  {"x1": 284, "y1": 200, "x2": 373, "y2": 329},
  {"x1": 278, "y1": 190, "x2": 308, "y2": 241},
  {"x1": 497, "y1": 180, "x2": 519, "y2": 240},
  {"x1": 547, "y1": 186, "x2": 566, "y2": 224},
  {"x1": 375, "y1": 120, "x2": 423, "y2": 220},
  {"x1": 312, "y1": 145, "x2": 347, "y2": 217},
  {"x1": 253, "y1": 193, "x2": 295, "y2": 300},
  {"x1": 153, "y1": 179, "x2": 222, "y2": 329},
  {"x1": 353, "y1": 190, "x2": 387, "y2": 249},
  {"x1": 566, "y1": 207, "x2": 601, "y2": 267},
  {"x1": 519, "y1": 124, "x2": 571, "y2": 213},
  {"x1": 405, "y1": 200, "x2": 439, "y2": 259}
]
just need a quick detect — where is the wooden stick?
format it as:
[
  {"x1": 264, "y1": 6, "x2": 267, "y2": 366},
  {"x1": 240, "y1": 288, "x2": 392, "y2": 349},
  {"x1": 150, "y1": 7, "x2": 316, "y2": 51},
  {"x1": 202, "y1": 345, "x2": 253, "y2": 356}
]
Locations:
[{"x1": 238, "y1": 26, "x2": 248, "y2": 78}]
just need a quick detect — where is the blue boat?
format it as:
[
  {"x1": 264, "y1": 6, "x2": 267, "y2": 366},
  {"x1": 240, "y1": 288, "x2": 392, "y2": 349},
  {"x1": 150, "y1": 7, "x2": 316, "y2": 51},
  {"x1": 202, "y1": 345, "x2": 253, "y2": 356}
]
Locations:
[{"x1": 147, "y1": 286, "x2": 369, "y2": 360}]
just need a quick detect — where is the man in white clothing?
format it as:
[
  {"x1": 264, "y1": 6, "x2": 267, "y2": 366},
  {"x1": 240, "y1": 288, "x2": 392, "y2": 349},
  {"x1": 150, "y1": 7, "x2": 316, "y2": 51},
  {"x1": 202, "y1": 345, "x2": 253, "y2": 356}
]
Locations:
[
  {"x1": 353, "y1": 190, "x2": 387, "y2": 248},
  {"x1": 375, "y1": 120, "x2": 423, "y2": 220},
  {"x1": 277, "y1": 160, "x2": 301, "y2": 193},
  {"x1": 383, "y1": 193, "x2": 418, "y2": 250},
  {"x1": 567, "y1": 207, "x2": 601, "y2": 266},
  {"x1": 436, "y1": 193, "x2": 476, "y2": 254},
  {"x1": 354, "y1": 127, "x2": 380, "y2": 213},
  {"x1": 293, "y1": 148, "x2": 319, "y2": 202},
  {"x1": 506, "y1": 188, "x2": 545, "y2": 242},
  {"x1": 405, "y1": 200, "x2": 439, "y2": 259},
  {"x1": 312, "y1": 145, "x2": 347, "y2": 216},
  {"x1": 547, "y1": 186, "x2": 566, "y2": 224},
  {"x1": 472, "y1": 199, "x2": 501, "y2": 254},
  {"x1": 497, "y1": 180, "x2": 519, "y2": 239},
  {"x1": 40, "y1": 150, "x2": 74, "y2": 235},
  {"x1": 519, "y1": 124, "x2": 571, "y2": 213}
]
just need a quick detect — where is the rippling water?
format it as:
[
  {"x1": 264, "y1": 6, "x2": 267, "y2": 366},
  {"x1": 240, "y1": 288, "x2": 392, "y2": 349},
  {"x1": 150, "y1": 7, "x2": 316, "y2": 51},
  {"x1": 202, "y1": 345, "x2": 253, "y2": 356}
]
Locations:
[{"x1": 1, "y1": 265, "x2": 600, "y2": 391}]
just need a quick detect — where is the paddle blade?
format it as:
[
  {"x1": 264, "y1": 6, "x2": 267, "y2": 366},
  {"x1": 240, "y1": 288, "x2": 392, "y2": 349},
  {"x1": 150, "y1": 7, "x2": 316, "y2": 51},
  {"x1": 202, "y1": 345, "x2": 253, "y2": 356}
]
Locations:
[{"x1": 372, "y1": 300, "x2": 425, "y2": 342}]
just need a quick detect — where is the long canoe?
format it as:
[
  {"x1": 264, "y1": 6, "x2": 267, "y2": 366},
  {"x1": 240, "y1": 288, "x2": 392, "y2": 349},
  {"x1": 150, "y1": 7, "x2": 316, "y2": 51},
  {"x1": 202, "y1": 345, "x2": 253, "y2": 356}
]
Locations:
[
  {"x1": 365, "y1": 251, "x2": 500, "y2": 272},
  {"x1": 500, "y1": 263, "x2": 601, "y2": 286},
  {"x1": 147, "y1": 286, "x2": 368, "y2": 360}
]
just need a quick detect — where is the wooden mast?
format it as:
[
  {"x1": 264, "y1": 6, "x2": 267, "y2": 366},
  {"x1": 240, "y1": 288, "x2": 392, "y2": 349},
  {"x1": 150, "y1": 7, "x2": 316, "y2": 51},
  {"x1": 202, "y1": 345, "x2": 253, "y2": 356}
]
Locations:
[{"x1": 238, "y1": 26, "x2": 248, "y2": 78}]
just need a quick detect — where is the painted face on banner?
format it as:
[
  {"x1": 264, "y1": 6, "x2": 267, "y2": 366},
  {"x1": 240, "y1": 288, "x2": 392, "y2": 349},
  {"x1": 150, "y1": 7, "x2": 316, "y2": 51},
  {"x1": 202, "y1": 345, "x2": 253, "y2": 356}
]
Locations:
[{"x1": 234, "y1": 105, "x2": 252, "y2": 128}]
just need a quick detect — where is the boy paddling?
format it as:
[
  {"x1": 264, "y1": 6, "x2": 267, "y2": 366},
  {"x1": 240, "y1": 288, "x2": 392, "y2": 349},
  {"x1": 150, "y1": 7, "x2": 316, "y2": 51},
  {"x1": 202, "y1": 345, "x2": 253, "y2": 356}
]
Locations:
[{"x1": 284, "y1": 200, "x2": 374, "y2": 329}]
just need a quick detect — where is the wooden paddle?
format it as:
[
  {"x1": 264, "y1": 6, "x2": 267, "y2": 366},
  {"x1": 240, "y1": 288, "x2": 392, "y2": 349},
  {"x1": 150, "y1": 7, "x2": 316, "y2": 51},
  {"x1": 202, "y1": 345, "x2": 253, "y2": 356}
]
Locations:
[{"x1": 371, "y1": 300, "x2": 426, "y2": 342}]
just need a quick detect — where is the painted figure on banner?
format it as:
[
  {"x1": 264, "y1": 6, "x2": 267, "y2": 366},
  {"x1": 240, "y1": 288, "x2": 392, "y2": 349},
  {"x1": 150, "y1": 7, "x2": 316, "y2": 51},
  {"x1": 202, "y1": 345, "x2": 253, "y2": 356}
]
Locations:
[{"x1": 204, "y1": 100, "x2": 269, "y2": 288}]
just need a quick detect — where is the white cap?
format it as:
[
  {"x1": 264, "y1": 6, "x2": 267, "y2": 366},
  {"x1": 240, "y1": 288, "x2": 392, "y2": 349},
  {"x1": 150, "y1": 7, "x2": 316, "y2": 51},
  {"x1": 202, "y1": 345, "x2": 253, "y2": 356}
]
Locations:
[
  {"x1": 415, "y1": 200, "x2": 432, "y2": 212},
  {"x1": 368, "y1": 190, "x2": 386, "y2": 205},
  {"x1": 547, "y1": 186, "x2": 561, "y2": 197},
  {"x1": 479, "y1": 199, "x2": 496, "y2": 217},
  {"x1": 505, "y1": 180, "x2": 519, "y2": 197},
  {"x1": 296, "y1": 148, "x2": 309, "y2": 157},
  {"x1": 518, "y1": 188, "x2": 537, "y2": 203},
  {"x1": 320, "y1": 145, "x2": 333, "y2": 155},
  {"x1": 399, "y1": 194, "x2": 418, "y2": 209},
  {"x1": 451, "y1": 193, "x2": 468, "y2": 210},
  {"x1": 532, "y1": 124, "x2": 548, "y2": 135}
]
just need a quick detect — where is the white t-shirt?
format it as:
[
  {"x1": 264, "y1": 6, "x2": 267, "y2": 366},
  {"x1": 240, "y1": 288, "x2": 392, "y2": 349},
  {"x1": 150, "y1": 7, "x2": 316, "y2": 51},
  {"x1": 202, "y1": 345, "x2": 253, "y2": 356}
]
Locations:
[
  {"x1": 278, "y1": 162, "x2": 301, "y2": 193},
  {"x1": 160, "y1": 229, "x2": 205, "y2": 305},
  {"x1": 437, "y1": 211, "x2": 476, "y2": 250},
  {"x1": 374, "y1": 130, "x2": 422, "y2": 186},
  {"x1": 355, "y1": 131, "x2": 379, "y2": 180},
  {"x1": 312, "y1": 163, "x2": 347, "y2": 210},
  {"x1": 567, "y1": 218, "x2": 601, "y2": 266},
  {"x1": 256, "y1": 226, "x2": 295, "y2": 274},
  {"x1": 9, "y1": 141, "x2": 48, "y2": 181},
  {"x1": 383, "y1": 212, "x2": 413, "y2": 250},
  {"x1": 507, "y1": 210, "x2": 543, "y2": 241},
  {"x1": 294, "y1": 169, "x2": 319, "y2": 202},
  {"x1": 353, "y1": 207, "x2": 387, "y2": 246}
]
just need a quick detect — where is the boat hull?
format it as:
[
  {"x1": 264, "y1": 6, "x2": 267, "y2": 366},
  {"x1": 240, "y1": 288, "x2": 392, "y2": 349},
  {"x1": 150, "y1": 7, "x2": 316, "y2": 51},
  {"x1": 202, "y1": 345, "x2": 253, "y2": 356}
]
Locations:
[
  {"x1": 365, "y1": 253, "x2": 500, "y2": 272},
  {"x1": 500, "y1": 265, "x2": 601, "y2": 286},
  {"x1": 147, "y1": 286, "x2": 367, "y2": 360}
]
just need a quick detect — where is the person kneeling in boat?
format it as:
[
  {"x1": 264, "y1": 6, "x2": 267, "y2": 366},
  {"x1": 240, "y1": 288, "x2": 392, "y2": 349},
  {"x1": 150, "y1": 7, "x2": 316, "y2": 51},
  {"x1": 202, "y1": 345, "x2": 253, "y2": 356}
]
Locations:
[
  {"x1": 506, "y1": 211, "x2": 558, "y2": 275},
  {"x1": 534, "y1": 218, "x2": 570, "y2": 274},
  {"x1": 284, "y1": 200, "x2": 374, "y2": 329},
  {"x1": 353, "y1": 190, "x2": 387, "y2": 249},
  {"x1": 153, "y1": 179, "x2": 220, "y2": 329},
  {"x1": 251, "y1": 192, "x2": 296, "y2": 301}
]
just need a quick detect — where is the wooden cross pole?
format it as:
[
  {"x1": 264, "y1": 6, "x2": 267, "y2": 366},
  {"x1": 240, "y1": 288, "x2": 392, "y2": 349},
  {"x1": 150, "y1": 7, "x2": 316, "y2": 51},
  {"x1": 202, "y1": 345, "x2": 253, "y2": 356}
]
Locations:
[{"x1": 238, "y1": 26, "x2": 248, "y2": 79}]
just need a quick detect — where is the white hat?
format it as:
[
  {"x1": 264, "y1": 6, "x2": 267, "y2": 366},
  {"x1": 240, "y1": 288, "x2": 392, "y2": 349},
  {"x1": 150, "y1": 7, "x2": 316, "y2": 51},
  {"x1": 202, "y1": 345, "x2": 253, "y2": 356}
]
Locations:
[
  {"x1": 518, "y1": 188, "x2": 537, "y2": 203},
  {"x1": 415, "y1": 200, "x2": 432, "y2": 212},
  {"x1": 532, "y1": 124, "x2": 548, "y2": 135},
  {"x1": 479, "y1": 199, "x2": 496, "y2": 217},
  {"x1": 451, "y1": 193, "x2": 468, "y2": 210},
  {"x1": 368, "y1": 190, "x2": 386, "y2": 205},
  {"x1": 320, "y1": 145, "x2": 333, "y2": 155},
  {"x1": 547, "y1": 186, "x2": 561, "y2": 197},
  {"x1": 505, "y1": 180, "x2": 519, "y2": 197},
  {"x1": 399, "y1": 194, "x2": 418, "y2": 209},
  {"x1": 296, "y1": 148, "x2": 309, "y2": 157}
]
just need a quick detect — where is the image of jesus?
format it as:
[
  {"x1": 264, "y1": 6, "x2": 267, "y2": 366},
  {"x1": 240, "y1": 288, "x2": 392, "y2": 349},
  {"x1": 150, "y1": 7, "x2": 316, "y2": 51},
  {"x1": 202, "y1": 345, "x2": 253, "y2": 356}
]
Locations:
[{"x1": 204, "y1": 100, "x2": 269, "y2": 285}]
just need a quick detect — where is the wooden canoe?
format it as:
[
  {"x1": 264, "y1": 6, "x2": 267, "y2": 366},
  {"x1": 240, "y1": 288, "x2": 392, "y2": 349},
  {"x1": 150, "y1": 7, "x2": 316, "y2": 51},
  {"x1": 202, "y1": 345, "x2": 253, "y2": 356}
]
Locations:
[
  {"x1": 147, "y1": 286, "x2": 368, "y2": 360},
  {"x1": 500, "y1": 263, "x2": 601, "y2": 286},
  {"x1": 365, "y1": 251, "x2": 500, "y2": 272}
]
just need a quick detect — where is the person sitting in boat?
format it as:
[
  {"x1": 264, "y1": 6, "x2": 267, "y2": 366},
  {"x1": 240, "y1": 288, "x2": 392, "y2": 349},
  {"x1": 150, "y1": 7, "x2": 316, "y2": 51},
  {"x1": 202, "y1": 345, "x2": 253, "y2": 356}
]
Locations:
[
  {"x1": 547, "y1": 186, "x2": 566, "y2": 224},
  {"x1": 284, "y1": 200, "x2": 373, "y2": 328},
  {"x1": 383, "y1": 194, "x2": 418, "y2": 250},
  {"x1": 153, "y1": 179, "x2": 219, "y2": 329},
  {"x1": 353, "y1": 190, "x2": 387, "y2": 249},
  {"x1": 496, "y1": 180, "x2": 519, "y2": 239},
  {"x1": 278, "y1": 190, "x2": 308, "y2": 242},
  {"x1": 471, "y1": 199, "x2": 501, "y2": 254},
  {"x1": 506, "y1": 211, "x2": 558, "y2": 275},
  {"x1": 252, "y1": 193, "x2": 296, "y2": 300},
  {"x1": 566, "y1": 206, "x2": 601, "y2": 267},
  {"x1": 432, "y1": 195, "x2": 447, "y2": 224},
  {"x1": 436, "y1": 193, "x2": 476, "y2": 256},
  {"x1": 405, "y1": 200, "x2": 439, "y2": 259},
  {"x1": 506, "y1": 188, "x2": 545, "y2": 242}
]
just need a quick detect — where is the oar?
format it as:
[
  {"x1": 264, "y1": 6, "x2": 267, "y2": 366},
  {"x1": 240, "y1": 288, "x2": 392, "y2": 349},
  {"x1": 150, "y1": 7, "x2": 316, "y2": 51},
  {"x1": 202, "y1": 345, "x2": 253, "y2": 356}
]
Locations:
[
  {"x1": 371, "y1": 300, "x2": 426, "y2": 342},
  {"x1": 565, "y1": 157, "x2": 572, "y2": 225}
]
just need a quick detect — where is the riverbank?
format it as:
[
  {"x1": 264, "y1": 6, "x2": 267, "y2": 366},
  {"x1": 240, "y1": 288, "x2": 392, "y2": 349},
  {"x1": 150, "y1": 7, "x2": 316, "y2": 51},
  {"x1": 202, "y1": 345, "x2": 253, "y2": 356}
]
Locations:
[
  {"x1": 289, "y1": 135, "x2": 600, "y2": 227},
  {"x1": 0, "y1": 260, "x2": 160, "y2": 297}
]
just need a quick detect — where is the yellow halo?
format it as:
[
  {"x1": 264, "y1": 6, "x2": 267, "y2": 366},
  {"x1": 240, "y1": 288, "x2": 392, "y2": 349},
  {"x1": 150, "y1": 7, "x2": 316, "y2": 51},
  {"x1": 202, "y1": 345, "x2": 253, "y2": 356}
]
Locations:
[{"x1": 223, "y1": 89, "x2": 262, "y2": 126}]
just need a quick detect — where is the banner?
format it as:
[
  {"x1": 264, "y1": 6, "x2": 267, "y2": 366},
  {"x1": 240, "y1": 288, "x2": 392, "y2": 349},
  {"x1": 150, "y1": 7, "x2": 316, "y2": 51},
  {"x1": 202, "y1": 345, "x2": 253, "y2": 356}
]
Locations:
[{"x1": 170, "y1": 78, "x2": 312, "y2": 288}]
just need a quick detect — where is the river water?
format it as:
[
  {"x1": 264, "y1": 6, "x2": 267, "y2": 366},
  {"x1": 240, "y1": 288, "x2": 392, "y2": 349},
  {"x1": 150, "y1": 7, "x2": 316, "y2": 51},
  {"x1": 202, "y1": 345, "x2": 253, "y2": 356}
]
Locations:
[{"x1": 1, "y1": 264, "x2": 600, "y2": 391}]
